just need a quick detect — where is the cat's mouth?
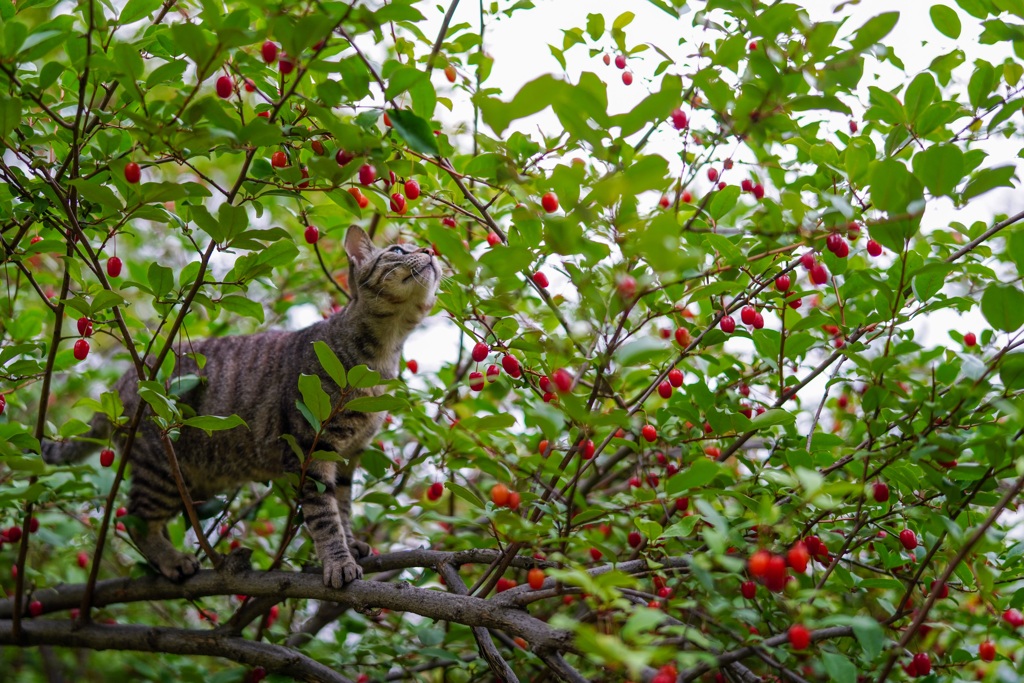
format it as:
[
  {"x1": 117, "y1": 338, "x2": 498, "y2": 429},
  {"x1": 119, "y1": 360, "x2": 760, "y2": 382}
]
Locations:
[{"x1": 403, "y1": 258, "x2": 439, "y2": 286}]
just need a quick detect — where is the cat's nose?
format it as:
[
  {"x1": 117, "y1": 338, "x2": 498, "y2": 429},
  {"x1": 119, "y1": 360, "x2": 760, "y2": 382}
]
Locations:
[{"x1": 419, "y1": 247, "x2": 434, "y2": 256}]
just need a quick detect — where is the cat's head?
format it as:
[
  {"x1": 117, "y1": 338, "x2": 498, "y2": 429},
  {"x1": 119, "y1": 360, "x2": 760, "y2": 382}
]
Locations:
[{"x1": 344, "y1": 226, "x2": 440, "y2": 309}]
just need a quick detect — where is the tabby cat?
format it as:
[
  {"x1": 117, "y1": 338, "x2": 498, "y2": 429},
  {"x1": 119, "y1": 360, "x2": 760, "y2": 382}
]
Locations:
[{"x1": 44, "y1": 226, "x2": 440, "y2": 587}]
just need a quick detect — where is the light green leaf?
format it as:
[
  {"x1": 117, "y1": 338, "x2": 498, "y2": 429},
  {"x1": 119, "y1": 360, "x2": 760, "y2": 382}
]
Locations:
[
  {"x1": 219, "y1": 295, "x2": 264, "y2": 323},
  {"x1": 912, "y1": 144, "x2": 963, "y2": 197},
  {"x1": 344, "y1": 395, "x2": 409, "y2": 413},
  {"x1": 183, "y1": 414, "x2": 247, "y2": 435},
  {"x1": 348, "y1": 365, "x2": 382, "y2": 389},
  {"x1": 667, "y1": 459, "x2": 720, "y2": 495},
  {"x1": 313, "y1": 341, "x2": 347, "y2": 389},
  {"x1": 822, "y1": 652, "x2": 857, "y2": 683},
  {"x1": 751, "y1": 409, "x2": 795, "y2": 428},
  {"x1": 929, "y1": 5, "x2": 961, "y2": 39},
  {"x1": 298, "y1": 374, "x2": 332, "y2": 422},
  {"x1": 981, "y1": 283, "x2": 1024, "y2": 331}
]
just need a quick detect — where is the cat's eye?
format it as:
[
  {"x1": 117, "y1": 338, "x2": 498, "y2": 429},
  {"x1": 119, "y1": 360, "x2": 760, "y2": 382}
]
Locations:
[{"x1": 389, "y1": 246, "x2": 404, "y2": 253}]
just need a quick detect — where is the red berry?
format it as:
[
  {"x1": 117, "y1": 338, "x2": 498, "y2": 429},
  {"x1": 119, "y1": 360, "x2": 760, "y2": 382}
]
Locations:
[
  {"x1": 866, "y1": 239, "x2": 882, "y2": 257},
  {"x1": 740, "y1": 305, "x2": 756, "y2": 325},
  {"x1": 539, "y1": 376, "x2": 552, "y2": 392},
  {"x1": 404, "y1": 179, "x2": 420, "y2": 200},
  {"x1": 486, "y1": 232, "x2": 501, "y2": 247},
  {"x1": 406, "y1": 359, "x2": 418, "y2": 373},
  {"x1": 748, "y1": 41, "x2": 757, "y2": 51},
  {"x1": 740, "y1": 179, "x2": 753, "y2": 192},
  {"x1": 748, "y1": 550, "x2": 771, "y2": 577},
  {"x1": 622, "y1": 71, "x2": 633, "y2": 86},
  {"x1": 681, "y1": 190, "x2": 692, "y2": 203},
  {"x1": 628, "y1": 531, "x2": 642, "y2": 547},
  {"x1": 501, "y1": 355, "x2": 521, "y2": 378},
  {"x1": 271, "y1": 151, "x2": 288, "y2": 168},
  {"x1": 73, "y1": 339, "x2": 90, "y2": 361},
  {"x1": 115, "y1": 506, "x2": 127, "y2": 518},
  {"x1": 279, "y1": 54, "x2": 295, "y2": 74},
  {"x1": 659, "y1": 195, "x2": 670, "y2": 208},
  {"x1": 28, "y1": 517, "x2": 38, "y2": 533},
  {"x1": 720, "y1": 315, "x2": 735, "y2": 333},
  {"x1": 468, "y1": 371, "x2": 485, "y2": 392},
  {"x1": 124, "y1": 162, "x2": 141, "y2": 184},
  {"x1": 614, "y1": 54, "x2": 626, "y2": 69},
  {"x1": 752, "y1": 312, "x2": 764, "y2": 329},
  {"x1": 1003, "y1": 608, "x2": 1024, "y2": 627},
  {"x1": 668, "y1": 369, "x2": 683, "y2": 387},
  {"x1": 99, "y1": 448, "x2": 115, "y2": 467},
  {"x1": 641, "y1": 425, "x2": 657, "y2": 442},
  {"x1": 602, "y1": 54, "x2": 611, "y2": 66},
  {"x1": 335, "y1": 149, "x2": 355, "y2": 167},
  {"x1": 963, "y1": 331, "x2": 978, "y2": 348},
  {"x1": 261, "y1": 41, "x2": 278, "y2": 63},
  {"x1": 427, "y1": 482, "x2": 444, "y2": 501},
  {"x1": 532, "y1": 271, "x2": 549, "y2": 288},
  {"x1": 581, "y1": 439, "x2": 595, "y2": 459},
  {"x1": 930, "y1": 580, "x2": 949, "y2": 599},
  {"x1": 765, "y1": 555, "x2": 787, "y2": 590},
  {"x1": 788, "y1": 624, "x2": 811, "y2": 650},
  {"x1": 29, "y1": 600, "x2": 43, "y2": 617},
  {"x1": 471, "y1": 342, "x2": 489, "y2": 362},
  {"x1": 873, "y1": 482, "x2": 890, "y2": 502},
  {"x1": 810, "y1": 263, "x2": 829, "y2": 285},
  {"x1": 304, "y1": 226, "x2": 319, "y2": 244},
  {"x1": 707, "y1": 168, "x2": 718, "y2": 182},
  {"x1": 589, "y1": 547, "x2": 602, "y2": 562},
  {"x1": 541, "y1": 192, "x2": 559, "y2": 213},
  {"x1": 77, "y1": 552, "x2": 89, "y2": 569},
  {"x1": 980, "y1": 640, "x2": 996, "y2": 662},
  {"x1": 788, "y1": 542, "x2": 810, "y2": 573},
  {"x1": 826, "y1": 233, "x2": 843, "y2": 253},
  {"x1": 77, "y1": 317, "x2": 93, "y2": 337},
  {"x1": 912, "y1": 653, "x2": 931, "y2": 676},
  {"x1": 629, "y1": 476, "x2": 642, "y2": 488},
  {"x1": 390, "y1": 192, "x2": 407, "y2": 214},
  {"x1": 444, "y1": 65, "x2": 457, "y2": 83},
  {"x1": 849, "y1": 120, "x2": 858, "y2": 133},
  {"x1": 741, "y1": 581, "x2": 756, "y2": 599},
  {"x1": 673, "y1": 329, "x2": 691, "y2": 349},
  {"x1": 528, "y1": 568, "x2": 545, "y2": 590},
  {"x1": 490, "y1": 484, "x2": 510, "y2": 507},
  {"x1": 899, "y1": 529, "x2": 918, "y2": 550},
  {"x1": 553, "y1": 368, "x2": 572, "y2": 393},
  {"x1": 658, "y1": 381, "x2": 672, "y2": 399},
  {"x1": 486, "y1": 364, "x2": 500, "y2": 383},
  {"x1": 833, "y1": 240, "x2": 849, "y2": 258},
  {"x1": 674, "y1": 497, "x2": 688, "y2": 512},
  {"x1": 495, "y1": 577, "x2": 514, "y2": 593},
  {"x1": 358, "y1": 164, "x2": 375, "y2": 185},
  {"x1": 215, "y1": 75, "x2": 233, "y2": 99},
  {"x1": 617, "y1": 275, "x2": 637, "y2": 299},
  {"x1": 752, "y1": 183, "x2": 765, "y2": 199},
  {"x1": 788, "y1": 296, "x2": 802, "y2": 309},
  {"x1": 6, "y1": 526, "x2": 21, "y2": 542},
  {"x1": 508, "y1": 491, "x2": 520, "y2": 510},
  {"x1": 670, "y1": 108, "x2": 688, "y2": 130}
]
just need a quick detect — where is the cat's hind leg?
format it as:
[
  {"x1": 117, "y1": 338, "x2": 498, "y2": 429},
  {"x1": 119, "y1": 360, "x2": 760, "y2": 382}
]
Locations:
[
  {"x1": 336, "y1": 461, "x2": 371, "y2": 559},
  {"x1": 126, "y1": 440, "x2": 200, "y2": 581}
]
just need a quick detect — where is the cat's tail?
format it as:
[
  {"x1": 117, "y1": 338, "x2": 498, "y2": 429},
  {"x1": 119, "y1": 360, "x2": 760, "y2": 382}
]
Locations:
[{"x1": 42, "y1": 415, "x2": 112, "y2": 465}]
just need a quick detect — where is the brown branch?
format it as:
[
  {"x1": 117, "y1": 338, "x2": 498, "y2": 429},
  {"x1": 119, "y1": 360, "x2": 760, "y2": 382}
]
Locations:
[
  {"x1": 0, "y1": 620, "x2": 352, "y2": 683},
  {"x1": 425, "y1": 0, "x2": 461, "y2": 72}
]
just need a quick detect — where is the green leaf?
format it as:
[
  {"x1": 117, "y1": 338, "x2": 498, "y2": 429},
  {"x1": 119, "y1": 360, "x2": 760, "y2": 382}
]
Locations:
[
  {"x1": 388, "y1": 109, "x2": 440, "y2": 156},
  {"x1": 348, "y1": 365, "x2": 382, "y2": 389},
  {"x1": 634, "y1": 517, "x2": 663, "y2": 541},
  {"x1": 912, "y1": 144, "x2": 963, "y2": 197},
  {"x1": 962, "y1": 165, "x2": 1017, "y2": 200},
  {"x1": 218, "y1": 202, "x2": 249, "y2": 242},
  {"x1": 219, "y1": 295, "x2": 264, "y2": 323},
  {"x1": 667, "y1": 459, "x2": 720, "y2": 495},
  {"x1": 183, "y1": 414, "x2": 247, "y2": 435},
  {"x1": 751, "y1": 409, "x2": 795, "y2": 428},
  {"x1": 0, "y1": 96, "x2": 21, "y2": 141},
  {"x1": 586, "y1": 13, "x2": 605, "y2": 40},
  {"x1": 999, "y1": 354, "x2": 1024, "y2": 390},
  {"x1": 929, "y1": 5, "x2": 962, "y2": 39},
  {"x1": 710, "y1": 185, "x2": 741, "y2": 220},
  {"x1": 147, "y1": 263, "x2": 175, "y2": 298},
  {"x1": 822, "y1": 652, "x2": 857, "y2": 683},
  {"x1": 344, "y1": 395, "x2": 409, "y2": 413},
  {"x1": 851, "y1": 616, "x2": 885, "y2": 661},
  {"x1": 298, "y1": 374, "x2": 332, "y2": 422},
  {"x1": 850, "y1": 12, "x2": 900, "y2": 51},
  {"x1": 361, "y1": 449, "x2": 390, "y2": 479},
  {"x1": 313, "y1": 341, "x2": 347, "y2": 389},
  {"x1": 447, "y1": 482, "x2": 484, "y2": 509},
  {"x1": 981, "y1": 283, "x2": 1024, "y2": 331},
  {"x1": 911, "y1": 264, "x2": 952, "y2": 302}
]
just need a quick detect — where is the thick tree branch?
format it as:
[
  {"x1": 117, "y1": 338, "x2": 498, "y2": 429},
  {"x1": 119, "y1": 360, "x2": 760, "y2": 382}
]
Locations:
[{"x1": 0, "y1": 620, "x2": 352, "y2": 683}]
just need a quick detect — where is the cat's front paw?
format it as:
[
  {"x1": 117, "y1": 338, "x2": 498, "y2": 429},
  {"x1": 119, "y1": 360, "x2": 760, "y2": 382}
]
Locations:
[
  {"x1": 349, "y1": 540, "x2": 372, "y2": 559},
  {"x1": 323, "y1": 556, "x2": 362, "y2": 587},
  {"x1": 156, "y1": 551, "x2": 200, "y2": 582}
]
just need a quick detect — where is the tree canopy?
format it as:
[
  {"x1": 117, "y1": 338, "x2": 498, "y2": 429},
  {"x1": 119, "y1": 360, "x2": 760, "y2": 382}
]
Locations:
[{"x1": 2, "y1": 0, "x2": 1024, "y2": 681}]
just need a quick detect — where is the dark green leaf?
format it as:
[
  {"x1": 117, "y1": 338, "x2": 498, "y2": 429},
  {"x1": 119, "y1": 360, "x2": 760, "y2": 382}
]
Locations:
[
  {"x1": 313, "y1": 341, "x2": 347, "y2": 389},
  {"x1": 298, "y1": 374, "x2": 332, "y2": 422},
  {"x1": 344, "y1": 395, "x2": 409, "y2": 413},
  {"x1": 981, "y1": 283, "x2": 1024, "y2": 331},
  {"x1": 388, "y1": 109, "x2": 440, "y2": 156},
  {"x1": 183, "y1": 414, "x2": 247, "y2": 435}
]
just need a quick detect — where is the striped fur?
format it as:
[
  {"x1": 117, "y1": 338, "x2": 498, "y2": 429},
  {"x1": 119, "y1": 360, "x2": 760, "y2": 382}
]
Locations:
[{"x1": 43, "y1": 226, "x2": 439, "y2": 586}]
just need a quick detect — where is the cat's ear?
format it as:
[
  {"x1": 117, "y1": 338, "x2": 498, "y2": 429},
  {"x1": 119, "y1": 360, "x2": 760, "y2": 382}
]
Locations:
[{"x1": 344, "y1": 226, "x2": 375, "y2": 266}]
